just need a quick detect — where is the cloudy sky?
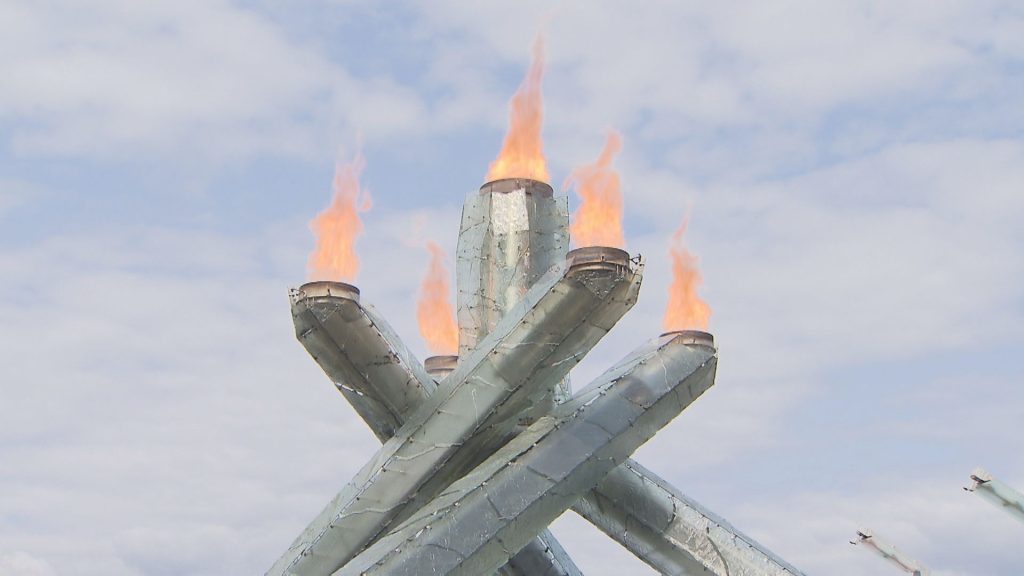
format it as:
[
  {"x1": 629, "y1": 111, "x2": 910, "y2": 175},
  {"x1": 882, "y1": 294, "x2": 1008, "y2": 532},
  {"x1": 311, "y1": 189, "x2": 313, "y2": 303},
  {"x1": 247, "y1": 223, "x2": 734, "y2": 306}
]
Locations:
[{"x1": 2, "y1": 1, "x2": 1023, "y2": 574}]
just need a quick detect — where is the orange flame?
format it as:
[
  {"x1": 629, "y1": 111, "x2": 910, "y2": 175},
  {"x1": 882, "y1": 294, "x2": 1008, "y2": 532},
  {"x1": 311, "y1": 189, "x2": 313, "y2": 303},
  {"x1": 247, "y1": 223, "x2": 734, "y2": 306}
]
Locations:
[
  {"x1": 567, "y1": 131, "x2": 625, "y2": 248},
  {"x1": 307, "y1": 152, "x2": 372, "y2": 282},
  {"x1": 485, "y1": 34, "x2": 549, "y2": 183},
  {"x1": 663, "y1": 218, "x2": 712, "y2": 331},
  {"x1": 416, "y1": 242, "x2": 459, "y2": 355}
]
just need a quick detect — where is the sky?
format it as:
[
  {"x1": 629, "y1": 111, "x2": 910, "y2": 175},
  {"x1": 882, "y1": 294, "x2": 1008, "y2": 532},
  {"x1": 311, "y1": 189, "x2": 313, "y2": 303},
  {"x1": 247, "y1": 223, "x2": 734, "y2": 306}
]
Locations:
[{"x1": 1, "y1": 1, "x2": 1023, "y2": 574}]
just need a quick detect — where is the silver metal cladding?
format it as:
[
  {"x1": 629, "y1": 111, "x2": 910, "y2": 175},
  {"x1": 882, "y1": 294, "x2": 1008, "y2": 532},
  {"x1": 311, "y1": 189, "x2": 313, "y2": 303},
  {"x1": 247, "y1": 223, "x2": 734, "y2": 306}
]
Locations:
[
  {"x1": 270, "y1": 154, "x2": 812, "y2": 576},
  {"x1": 277, "y1": 309, "x2": 578, "y2": 576},
  {"x1": 274, "y1": 322, "x2": 578, "y2": 576},
  {"x1": 456, "y1": 179, "x2": 569, "y2": 356},
  {"x1": 284, "y1": 284, "x2": 437, "y2": 447},
  {"x1": 503, "y1": 531, "x2": 583, "y2": 576},
  {"x1": 456, "y1": 178, "x2": 574, "y2": 418},
  {"x1": 336, "y1": 332, "x2": 718, "y2": 576},
  {"x1": 277, "y1": 256, "x2": 637, "y2": 576},
  {"x1": 576, "y1": 460, "x2": 808, "y2": 576}
]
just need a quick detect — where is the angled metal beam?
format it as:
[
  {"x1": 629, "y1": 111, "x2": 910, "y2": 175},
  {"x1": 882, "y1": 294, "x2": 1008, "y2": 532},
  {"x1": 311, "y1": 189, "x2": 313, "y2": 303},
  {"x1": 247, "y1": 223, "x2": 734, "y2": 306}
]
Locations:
[
  {"x1": 851, "y1": 529, "x2": 929, "y2": 575},
  {"x1": 269, "y1": 250, "x2": 640, "y2": 576},
  {"x1": 967, "y1": 468, "x2": 1024, "y2": 525},
  {"x1": 428, "y1": 360, "x2": 582, "y2": 576},
  {"x1": 404, "y1": 247, "x2": 643, "y2": 522},
  {"x1": 281, "y1": 180, "x2": 803, "y2": 576},
  {"x1": 505, "y1": 530, "x2": 583, "y2": 576},
  {"x1": 577, "y1": 459, "x2": 806, "y2": 576},
  {"x1": 338, "y1": 330, "x2": 718, "y2": 576},
  {"x1": 289, "y1": 282, "x2": 436, "y2": 441},
  {"x1": 284, "y1": 289, "x2": 580, "y2": 576}
]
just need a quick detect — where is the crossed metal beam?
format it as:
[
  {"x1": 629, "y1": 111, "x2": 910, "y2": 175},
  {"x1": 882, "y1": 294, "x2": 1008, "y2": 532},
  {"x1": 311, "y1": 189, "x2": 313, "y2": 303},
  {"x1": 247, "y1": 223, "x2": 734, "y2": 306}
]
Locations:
[{"x1": 268, "y1": 178, "x2": 805, "y2": 576}]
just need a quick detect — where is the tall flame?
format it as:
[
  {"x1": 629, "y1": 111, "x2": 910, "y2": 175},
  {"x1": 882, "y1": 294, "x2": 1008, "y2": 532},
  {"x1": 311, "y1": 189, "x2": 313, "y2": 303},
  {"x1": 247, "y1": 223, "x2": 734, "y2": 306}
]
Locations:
[
  {"x1": 485, "y1": 34, "x2": 549, "y2": 183},
  {"x1": 416, "y1": 242, "x2": 459, "y2": 355},
  {"x1": 307, "y1": 152, "x2": 372, "y2": 282},
  {"x1": 567, "y1": 131, "x2": 625, "y2": 248},
  {"x1": 663, "y1": 218, "x2": 712, "y2": 331}
]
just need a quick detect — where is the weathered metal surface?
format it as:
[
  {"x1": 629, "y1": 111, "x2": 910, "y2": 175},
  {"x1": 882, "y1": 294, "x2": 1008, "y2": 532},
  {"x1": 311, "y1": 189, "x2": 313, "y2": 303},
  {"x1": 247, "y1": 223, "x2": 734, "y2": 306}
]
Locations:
[
  {"x1": 851, "y1": 529, "x2": 929, "y2": 575},
  {"x1": 400, "y1": 248, "x2": 641, "y2": 528},
  {"x1": 577, "y1": 459, "x2": 807, "y2": 576},
  {"x1": 504, "y1": 530, "x2": 583, "y2": 576},
  {"x1": 967, "y1": 468, "x2": 1024, "y2": 524},
  {"x1": 288, "y1": 296, "x2": 800, "y2": 576},
  {"x1": 282, "y1": 296, "x2": 580, "y2": 576},
  {"x1": 269, "y1": 171, "x2": 820, "y2": 576},
  {"x1": 271, "y1": 253, "x2": 639, "y2": 576},
  {"x1": 338, "y1": 331, "x2": 718, "y2": 576},
  {"x1": 457, "y1": 178, "x2": 571, "y2": 403},
  {"x1": 288, "y1": 281, "x2": 436, "y2": 441}
]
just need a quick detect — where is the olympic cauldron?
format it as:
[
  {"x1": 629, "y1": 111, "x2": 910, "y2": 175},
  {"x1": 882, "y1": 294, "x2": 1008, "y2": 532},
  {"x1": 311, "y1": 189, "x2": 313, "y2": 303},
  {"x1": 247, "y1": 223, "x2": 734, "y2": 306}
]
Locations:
[{"x1": 268, "y1": 178, "x2": 804, "y2": 576}]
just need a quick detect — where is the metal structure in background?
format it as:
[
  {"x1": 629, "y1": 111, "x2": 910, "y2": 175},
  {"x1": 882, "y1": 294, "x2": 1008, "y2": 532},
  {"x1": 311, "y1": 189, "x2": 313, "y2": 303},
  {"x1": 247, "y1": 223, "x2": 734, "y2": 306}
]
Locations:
[
  {"x1": 269, "y1": 178, "x2": 808, "y2": 575},
  {"x1": 966, "y1": 468, "x2": 1024, "y2": 525},
  {"x1": 851, "y1": 529, "x2": 930, "y2": 576}
]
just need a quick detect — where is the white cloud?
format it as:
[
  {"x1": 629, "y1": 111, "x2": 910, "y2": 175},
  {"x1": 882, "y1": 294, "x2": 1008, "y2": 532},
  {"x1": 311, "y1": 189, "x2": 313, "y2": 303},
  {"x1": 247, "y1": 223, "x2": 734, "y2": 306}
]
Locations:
[
  {"x1": 2, "y1": 0, "x2": 1019, "y2": 173},
  {"x1": 0, "y1": 178, "x2": 36, "y2": 219},
  {"x1": 0, "y1": 0, "x2": 424, "y2": 160},
  {"x1": 410, "y1": 1, "x2": 1018, "y2": 126},
  {"x1": 0, "y1": 224, "x2": 376, "y2": 574},
  {"x1": 0, "y1": 552, "x2": 57, "y2": 576}
]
